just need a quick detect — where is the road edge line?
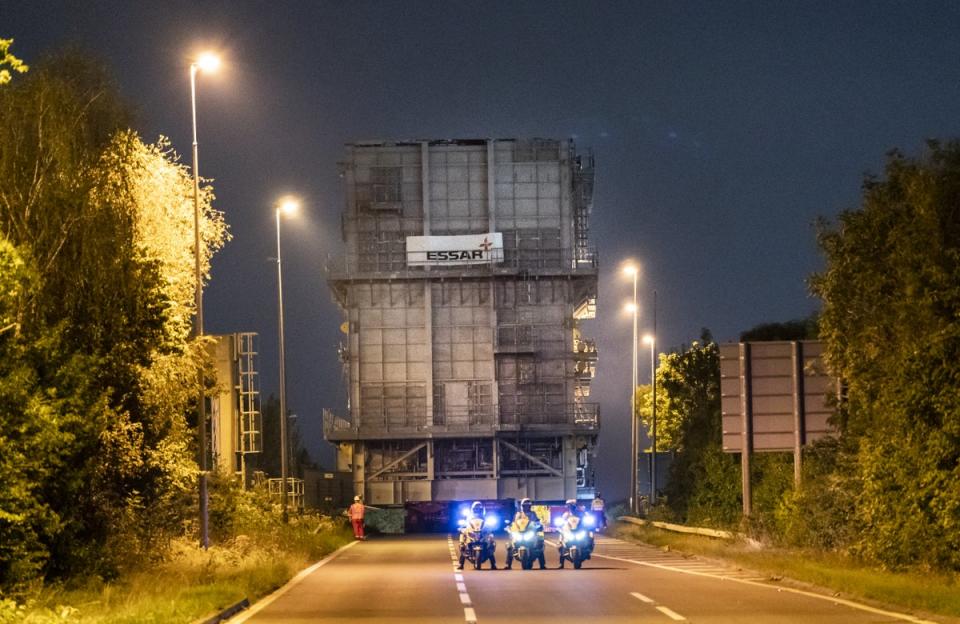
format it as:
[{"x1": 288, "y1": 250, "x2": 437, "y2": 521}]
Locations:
[
  {"x1": 227, "y1": 540, "x2": 360, "y2": 623},
  {"x1": 589, "y1": 549, "x2": 937, "y2": 624}
]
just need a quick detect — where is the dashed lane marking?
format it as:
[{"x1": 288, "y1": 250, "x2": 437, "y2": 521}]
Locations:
[
  {"x1": 656, "y1": 605, "x2": 687, "y2": 621},
  {"x1": 630, "y1": 591, "x2": 654, "y2": 603},
  {"x1": 449, "y1": 534, "x2": 478, "y2": 623}
]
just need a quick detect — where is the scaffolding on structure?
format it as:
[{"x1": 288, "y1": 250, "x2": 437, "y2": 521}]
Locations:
[
  {"x1": 324, "y1": 138, "x2": 601, "y2": 505},
  {"x1": 236, "y1": 332, "x2": 262, "y2": 481}
]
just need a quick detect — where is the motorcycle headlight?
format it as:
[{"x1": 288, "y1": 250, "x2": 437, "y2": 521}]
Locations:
[
  {"x1": 553, "y1": 516, "x2": 566, "y2": 528},
  {"x1": 583, "y1": 514, "x2": 596, "y2": 527},
  {"x1": 524, "y1": 530, "x2": 535, "y2": 540},
  {"x1": 576, "y1": 530, "x2": 587, "y2": 540},
  {"x1": 511, "y1": 531, "x2": 521, "y2": 541},
  {"x1": 562, "y1": 529, "x2": 574, "y2": 540},
  {"x1": 484, "y1": 514, "x2": 500, "y2": 529}
]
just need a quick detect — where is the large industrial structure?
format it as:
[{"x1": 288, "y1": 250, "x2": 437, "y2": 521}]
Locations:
[{"x1": 324, "y1": 138, "x2": 600, "y2": 505}]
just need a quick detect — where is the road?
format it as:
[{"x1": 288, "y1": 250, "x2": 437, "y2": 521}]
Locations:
[{"x1": 234, "y1": 534, "x2": 939, "y2": 624}]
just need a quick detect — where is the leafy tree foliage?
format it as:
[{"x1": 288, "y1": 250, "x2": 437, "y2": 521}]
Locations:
[
  {"x1": 0, "y1": 53, "x2": 227, "y2": 588},
  {"x1": 739, "y1": 317, "x2": 818, "y2": 342},
  {"x1": 811, "y1": 141, "x2": 960, "y2": 570},
  {"x1": 0, "y1": 38, "x2": 28, "y2": 85},
  {"x1": 637, "y1": 330, "x2": 741, "y2": 526}
]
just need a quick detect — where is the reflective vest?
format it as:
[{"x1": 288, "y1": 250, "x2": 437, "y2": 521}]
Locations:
[{"x1": 349, "y1": 502, "x2": 365, "y2": 520}]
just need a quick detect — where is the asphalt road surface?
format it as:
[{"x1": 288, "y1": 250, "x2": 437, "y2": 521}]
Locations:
[{"x1": 234, "y1": 534, "x2": 939, "y2": 624}]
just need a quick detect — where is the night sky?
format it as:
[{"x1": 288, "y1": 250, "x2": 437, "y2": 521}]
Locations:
[{"x1": 5, "y1": 1, "x2": 960, "y2": 499}]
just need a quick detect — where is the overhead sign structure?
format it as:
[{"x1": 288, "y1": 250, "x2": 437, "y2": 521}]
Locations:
[{"x1": 406, "y1": 233, "x2": 504, "y2": 266}]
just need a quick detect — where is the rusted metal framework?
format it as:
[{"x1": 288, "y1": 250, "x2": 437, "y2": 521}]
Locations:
[{"x1": 324, "y1": 139, "x2": 599, "y2": 504}]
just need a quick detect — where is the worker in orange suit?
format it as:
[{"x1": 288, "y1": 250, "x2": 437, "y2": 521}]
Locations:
[{"x1": 349, "y1": 495, "x2": 366, "y2": 540}]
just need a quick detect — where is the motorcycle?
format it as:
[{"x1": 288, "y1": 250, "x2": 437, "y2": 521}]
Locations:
[
  {"x1": 458, "y1": 513, "x2": 499, "y2": 570},
  {"x1": 555, "y1": 513, "x2": 594, "y2": 569},
  {"x1": 507, "y1": 515, "x2": 545, "y2": 570}
]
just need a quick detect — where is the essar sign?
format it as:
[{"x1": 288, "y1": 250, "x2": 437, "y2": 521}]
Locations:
[
  {"x1": 426, "y1": 250, "x2": 486, "y2": 261},
  {"x1": 406, "y1": 233, "x2": 504, "y2": 266}
]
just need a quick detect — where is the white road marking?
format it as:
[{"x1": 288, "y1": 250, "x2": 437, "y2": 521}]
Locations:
[
  {"x1": 656, "y1": 605, "x2": 687, "y2": 621},
  {"x1": 449, "y1": 535, "x2": 477, "y2": 623},
  {"x1": 229, "y1": 540, "x2": 359, "y2": 623},
  {"x1": 589, "y1": 547, "x2": 937, "y2": 624},
  {"x1": 630, "y1": 591, "x2": 654, "y2": 603}
]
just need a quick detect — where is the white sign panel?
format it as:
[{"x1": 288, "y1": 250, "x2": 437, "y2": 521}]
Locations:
[{"x1": 406, "y1": 233, "x2": 504, "y2": 266}]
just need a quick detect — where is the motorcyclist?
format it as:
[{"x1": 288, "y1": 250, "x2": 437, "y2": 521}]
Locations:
[
  {"x1": 505, "y1": 498, "x2": 546, "y2": 569},
  {"x1": 557, "y1": 498, "x2": 593, "y2": 568},
  {"x1": 458, "y1": 501, "x2": 497, "y2": 570},
  {"x1": 590, "y1": 492, "x2": 607, "y2": 531}
]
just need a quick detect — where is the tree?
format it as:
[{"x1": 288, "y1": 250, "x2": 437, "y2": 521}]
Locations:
[
  {"x1": 739, "y1": 317, "x2": 818, "y2": 342},
  {"x1": 637, "y1": 330, "x2": 741, "y2": 526},
  {"x1": 0, "y1": 38, "x2": 28, "y2": 85},
  {"x1": 0, "y1": 52, "x2": 227, "y2": 587},
  {"x1": 811, "y1": 140, "x2": 960, "y2": 570}
]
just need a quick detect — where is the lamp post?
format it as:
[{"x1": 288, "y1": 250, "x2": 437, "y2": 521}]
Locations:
[
  {"x1": 275, "y1": 196, "x2": 300, "y2": 523},
  {"x1": 644, "y1": 329, "x2": 657, "y2": 505},
  {"x1": 190, "y1": 51, "x2": 220, "y2": 550},
  {"x1": 624, "y1": 264, "x2": 639, "y2": 515}
]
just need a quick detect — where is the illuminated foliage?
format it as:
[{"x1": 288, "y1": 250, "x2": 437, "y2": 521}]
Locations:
[
  {"x1": 0, "y1": 52, "x2": 227, "y2": 588},
  {"x1": 0, "y1": 38, "x2": 28, "y2": 85},
  {"x1": 811, "y1": 141, "x2": 960, "y2": 569},
  {"x1": 636, "y1": 331, "x2": 741, "y2": 526}
]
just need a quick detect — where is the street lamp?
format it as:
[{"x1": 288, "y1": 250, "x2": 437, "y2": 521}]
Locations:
[
  {"x1": 643, "y1": 332, "x2": 657, "y2": 505},
  {"x1": 190, "y1": 51, "x2": 220, "y2": 550},
  {"x1": 623, "y1": 264, "x2": 639, "y2": 515},
  {"x1": 275, "y1": 195, "x2": 300, "y2": 523}
]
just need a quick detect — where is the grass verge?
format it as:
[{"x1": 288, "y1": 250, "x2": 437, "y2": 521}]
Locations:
[
  {"x1": 609, "y1": 520, "x2": 960, "y2": 621},
  {"x1": 2, "y1": 516, "x2": 354, "y2": 624}
]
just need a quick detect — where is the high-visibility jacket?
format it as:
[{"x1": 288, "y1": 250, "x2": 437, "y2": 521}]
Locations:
[
  {"x1": 591, "y1": 497, "x2": 605, "y2": 511},
  {"x1": 349, "y1": 502, "x2": 365, "y2": 520}
]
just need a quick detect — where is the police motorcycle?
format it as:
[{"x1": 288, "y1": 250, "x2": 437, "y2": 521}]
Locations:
[
  {"x1": 457, "y1": 501, "x2": 500, "y2": 570},
  {"x1": 506, "y1": 498, "x2": 546, "y2": 570},
  {"x1": 554, "y1": 499, "x2": 595, "y2": 569}
]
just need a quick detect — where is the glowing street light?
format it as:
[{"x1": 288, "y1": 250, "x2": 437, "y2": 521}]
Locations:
[
  {"x1": 189, "y1": 50, "x2": 221, "y2": 550},
  {"x1": 275, "y1": 195, "x2": 301, "y2": 523},
  {"x1": 623, "y1": 263, "x2": 640, "y2": 515},
  {"x1": 196, "y1": 52, "x2": 221, "y2": 74}
]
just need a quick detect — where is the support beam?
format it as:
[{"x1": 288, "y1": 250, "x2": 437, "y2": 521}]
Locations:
[
  {"x1": 367, "y1": 442, "x2": 428, "y2": 481},
  {"x1": 498, "y1": 439, "x2": 563, "y2": 477},
  {"x1": 739, "y1": 343, "x2": 753, "y2": 517},
  {"x1": 792, "y1": 341, "x2": 806, "y2": 488}
]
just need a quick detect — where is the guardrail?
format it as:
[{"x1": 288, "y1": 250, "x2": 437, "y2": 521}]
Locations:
[{"x1": 617, "y1": 516, "x2": 738, "y2": 540}]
